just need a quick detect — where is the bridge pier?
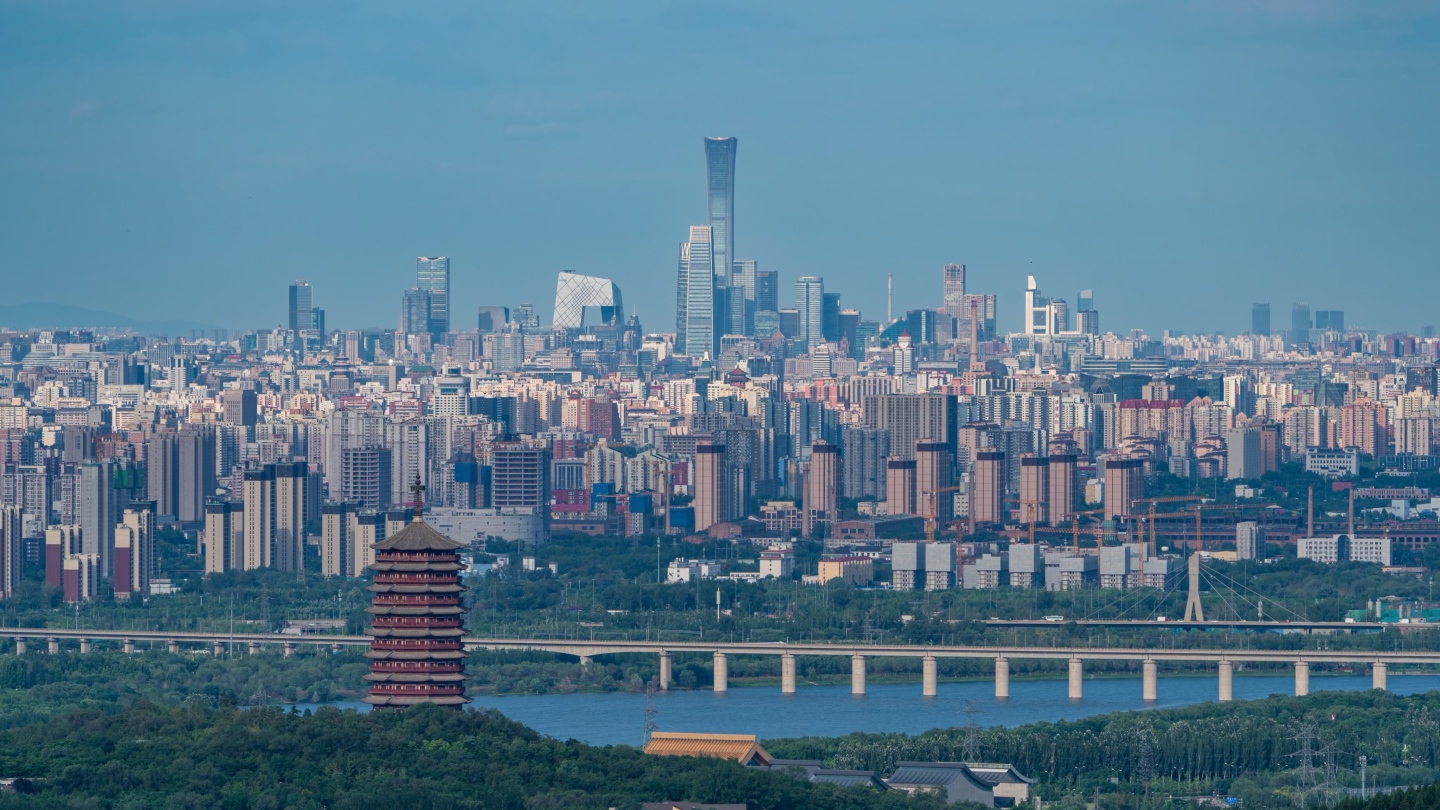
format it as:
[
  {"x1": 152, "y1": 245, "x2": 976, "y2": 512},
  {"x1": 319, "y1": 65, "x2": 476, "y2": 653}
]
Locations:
[
  {"x1": 713, "y1": 652, "x2": 727, "y2": 693},
  {"x1": 922, "y1": 655, "x2": 937, "y2": 698},
  {"x1": 331, "y1": 643, "x2": 341, "y2": 655},
  {"x1": 13, "y1": 637, "x2": 24, "y2": 655},
  {"x1": 1142, "y1": 659, "x2": 1157, "y2": 701},
  {"x1": 123, "y1": 639, "x2": 135, "y2": 654},
  {"x1": 1295, "y1": 661, "x2": 1310, "y2": 697},
  {"x1": 995, "y1": 656, "x2": 1010, "y2": 699},
  {"x1": 851, "y1": 655, "x2": 866, "y2": 696},
  {"x1": 1373, "y1": 662, "x2": 1387, "y2": 691},
  {"x1": 1218, "y1": 659, "x2": 1233, "y2": 702},
  {"x1": 579, "y1": 655, "x2": 592, "y2": 667},
  {"x1": 283, "y1": 642, "x2": 296, "y2": 657},
  {"x1": 781, "y1": 654, "x2": 796, "y2": 695},
  {"x1": 79, "y1": 638, "x2": 91, "y2": 654},
  {"x1": 167, "y1": 640, "x2": 179, "y2": 654},
  {"x1": 212, "y1": 642, "x2": 224, "y2": 657},
  {"x1": 248, "y1": 642, "x2": 259, "y2": 655},
  {"x1": 47, "y1": 638, "x2": 58, "y2": 655},
  {"x1": 659, "y1": 651, "x2": 671, "y2": 691},
  {"x1": 1068, "y1": 658, "x2": 1083, "y2": 700}
]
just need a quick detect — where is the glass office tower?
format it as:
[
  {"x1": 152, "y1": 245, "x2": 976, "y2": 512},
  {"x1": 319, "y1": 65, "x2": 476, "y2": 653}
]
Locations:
[
  {"x1": 704, "y1": 138, "x2": 736, "y2": 287},
  {"x1": 417, "y1": 256, "x2": 450, "y2": 336},
  {"x1": 683, "y1": 226, "x2": 716, "y2": 359},
  {"x1": 288, "y1": 281, "x2": 313, "y2": 333}
]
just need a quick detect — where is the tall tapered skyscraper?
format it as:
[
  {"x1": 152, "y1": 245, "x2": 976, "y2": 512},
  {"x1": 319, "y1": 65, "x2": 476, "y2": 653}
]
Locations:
[
  {"x1": 417, "y1": 257, "x2": 450, "y2": 336},
  {"x1": 704, "y1": 137, "x2": 736, "y2": 287}
]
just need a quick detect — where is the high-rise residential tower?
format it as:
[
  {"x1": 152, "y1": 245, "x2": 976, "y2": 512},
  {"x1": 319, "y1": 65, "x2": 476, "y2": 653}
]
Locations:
[
  {"x1": 1251, "y1": 303, "x2": 1271, "y2": 336},
  {"x1": 1103, "y1": 457, "x2": 1143, "y2": 521},
  {"x1": 970, "y1": 450, "x2": 1004, "y2": 526},
  {"x1": 886, "y1": 458, "x2": 917, "y2": 516},
  {"x1": 916, "y1": 440, "x2": 954, "y2": 525},
  {"x1": 1018, "y1": 454, "x2": 1049, "y2": 525},
  {"x1": 704, "y1": 137, "x2": 737, "y2": 287},
  {"x1": 1048, "y1": 453, "x2": 1077, "y2": 524},
  {"x1": 803, "y1": 441, "x2": 840, "y2": 538},
  {"x1": 694, "y1": 443, "x2": 728, "y2": 532},
  {"x1": 417, "y1": 257, "x2": 450, "y2": 335}
]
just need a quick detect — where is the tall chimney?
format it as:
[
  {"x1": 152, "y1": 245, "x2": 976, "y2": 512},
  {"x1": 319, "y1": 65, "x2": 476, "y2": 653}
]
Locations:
[
  {"x1": 1348, "y1": 486, "x2": 1355, "y2": 537},
  {"x1": 1307, "y1": 486, "x2": 1314, "y2": 538}
]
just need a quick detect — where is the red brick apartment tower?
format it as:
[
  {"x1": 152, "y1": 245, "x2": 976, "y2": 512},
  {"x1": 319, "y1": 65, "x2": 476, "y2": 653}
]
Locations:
[{"x1": 362, "y1": 501, "x2": 471, "y2": 709}]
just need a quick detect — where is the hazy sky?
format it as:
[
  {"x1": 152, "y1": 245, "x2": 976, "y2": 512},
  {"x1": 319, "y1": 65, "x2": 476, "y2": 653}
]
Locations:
[{"x1": 3, "y1": 1, "x2": 1439, "y2": 336}]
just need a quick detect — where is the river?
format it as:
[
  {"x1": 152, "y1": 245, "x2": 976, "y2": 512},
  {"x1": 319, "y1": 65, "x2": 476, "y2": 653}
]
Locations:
[{"x1": 280, "y1": 673, "x2": 1440, "y2": 746}]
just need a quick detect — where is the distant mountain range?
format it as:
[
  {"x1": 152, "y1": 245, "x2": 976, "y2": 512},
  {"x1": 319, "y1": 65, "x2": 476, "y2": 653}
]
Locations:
[{"x1": 0, "y1": 302, "x2": 216, "y2": 335}]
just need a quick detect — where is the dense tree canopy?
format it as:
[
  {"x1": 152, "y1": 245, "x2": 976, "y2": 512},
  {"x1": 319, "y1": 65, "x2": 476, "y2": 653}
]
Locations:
[{"x1": 0, "y1": 703, "x2": 946, "y2": 810}]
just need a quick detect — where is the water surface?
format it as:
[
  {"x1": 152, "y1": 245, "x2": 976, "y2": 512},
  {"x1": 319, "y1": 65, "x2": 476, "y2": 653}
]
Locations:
[{"x1": 284, "y1": 673, "x2": 1440, "y2": 746}]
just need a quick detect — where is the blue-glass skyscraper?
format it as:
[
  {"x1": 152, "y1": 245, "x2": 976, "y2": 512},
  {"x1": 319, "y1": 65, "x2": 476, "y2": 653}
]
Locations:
[
  {"x1": 704, "y1": 137, "x2": 736, "y2": 287},
  {"x1": 416, "y1": 256, "x2": 450, "y2": 336}
]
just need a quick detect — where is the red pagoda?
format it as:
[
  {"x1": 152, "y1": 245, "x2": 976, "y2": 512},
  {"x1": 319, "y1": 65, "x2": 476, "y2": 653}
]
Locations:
[{"x1": 363, "y1": 495, "x2": 470, "y2": 709}]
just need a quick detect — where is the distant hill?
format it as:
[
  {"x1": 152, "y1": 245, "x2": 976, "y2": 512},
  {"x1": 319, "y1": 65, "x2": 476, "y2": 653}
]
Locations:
[{"x1": 0, "y1": 301, "x2": 215, "y2": 335}]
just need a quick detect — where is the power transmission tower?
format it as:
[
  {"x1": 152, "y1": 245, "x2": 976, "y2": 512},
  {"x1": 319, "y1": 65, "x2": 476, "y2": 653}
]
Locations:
[
  {"x1": 959, "y1": 700, "x2": 983, "y2": 762},
  {"x1": 1287, "y1": 723, "x2": 1322, "y2": 806},
  {"x1": 1318, "y1": 741, "x2": 1342, "y2": 805},
  {"x1": 642, "y1": 680, "x2": 659, "y2": 746}
]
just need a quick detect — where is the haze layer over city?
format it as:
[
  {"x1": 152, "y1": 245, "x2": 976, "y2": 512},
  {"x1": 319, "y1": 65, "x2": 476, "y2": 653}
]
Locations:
[{"x1": 4, "y1": 3, "x2": 1440, "y2": 809}]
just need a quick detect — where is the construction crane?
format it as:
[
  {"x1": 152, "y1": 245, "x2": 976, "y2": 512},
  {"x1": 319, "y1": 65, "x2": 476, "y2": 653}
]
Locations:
[
  {"x1": 925, "y1": 485, "x2": 968, "y2": 544},
  {"x1": 1017, "y1": 499, "x2": 1046, "y2": 545},
  {"x1": 1131, "y1": 496, "x2": 1206, "y2": 559},
  {"x1": 1032, "y1": 525, "x2": 1108, "y2": 554},
  {"x1": 1187, "y1": 502, "x2": 1278, "y2": 553},
  {"x1": 1057, "y1": 508, "x2": 1106, "y2": 554}
]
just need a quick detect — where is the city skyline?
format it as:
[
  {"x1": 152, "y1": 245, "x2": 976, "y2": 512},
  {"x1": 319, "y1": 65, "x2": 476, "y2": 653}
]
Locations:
[{"x1": 3, "y1": 3, "x2": 1439, "y2": 336}]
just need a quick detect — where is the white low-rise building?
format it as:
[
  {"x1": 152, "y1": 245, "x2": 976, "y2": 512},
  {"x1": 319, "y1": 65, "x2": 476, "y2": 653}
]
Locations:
[
  {"x1": 759, "y1": 548, "x2": 794, "y2": 579},
  {"x1": 1298, "y1": 534, "x2": 1392, "y2": 566}
]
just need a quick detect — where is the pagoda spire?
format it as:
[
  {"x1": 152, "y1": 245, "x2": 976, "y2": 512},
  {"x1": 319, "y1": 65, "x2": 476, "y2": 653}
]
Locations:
[{"x1": 410, "y1": 475, "x2": 426, "y2": 521}]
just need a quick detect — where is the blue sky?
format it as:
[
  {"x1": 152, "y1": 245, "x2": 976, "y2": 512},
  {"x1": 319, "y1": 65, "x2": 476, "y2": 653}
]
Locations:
[{"x1": 2, "y1": 1, "x2": 1438, "y2": 335}]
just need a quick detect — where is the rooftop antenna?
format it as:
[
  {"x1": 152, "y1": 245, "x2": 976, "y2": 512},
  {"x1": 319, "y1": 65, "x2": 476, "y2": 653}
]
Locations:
[{"x1": 887, "y1": 273, "x2": 893, "y2": 325}]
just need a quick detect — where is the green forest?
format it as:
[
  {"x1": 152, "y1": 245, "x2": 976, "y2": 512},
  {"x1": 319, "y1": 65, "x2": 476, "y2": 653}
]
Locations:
[
  {"x1": 769, "y1": 689, "x2": 1440, "y2": 809},
  {"x1": 1, "y1": 670, "x2": 1439, "y2": 808},
  {"x1": 0, "y1": 702, "x2": 946, "y2": 810}
]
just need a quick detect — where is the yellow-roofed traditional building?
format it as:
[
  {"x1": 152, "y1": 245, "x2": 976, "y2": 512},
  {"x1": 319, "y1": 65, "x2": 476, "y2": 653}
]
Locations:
[{"x1": 642, "y1": 732, "x2": 772, "y2": 767}]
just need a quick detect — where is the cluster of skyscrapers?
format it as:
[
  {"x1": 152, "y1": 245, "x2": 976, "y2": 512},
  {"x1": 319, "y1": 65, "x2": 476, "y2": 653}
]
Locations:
[{"x1": 2, "y1": 135, "x2": 1440, "y2": 605}]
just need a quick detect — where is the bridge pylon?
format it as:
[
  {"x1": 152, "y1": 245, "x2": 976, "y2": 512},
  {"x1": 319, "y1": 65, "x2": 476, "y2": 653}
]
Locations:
[{"x1": 1182, "y1": 552, "x2": 1205, "y2": 623}]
